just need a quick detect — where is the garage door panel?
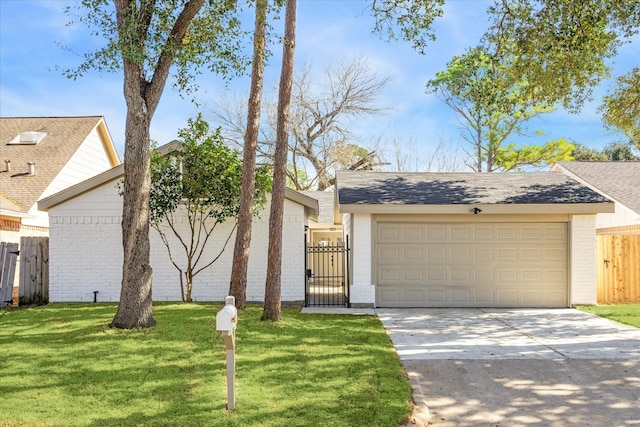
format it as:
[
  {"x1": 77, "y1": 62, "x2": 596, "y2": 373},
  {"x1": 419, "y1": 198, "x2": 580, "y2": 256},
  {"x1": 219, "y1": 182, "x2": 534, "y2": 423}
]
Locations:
[
  {"x1": 497, "y1": 269, "x2": 518, "y2": 282},
  {"x1": 427, "y1": 226, "x2": 447, "y2": 240},
  {"x1": 545, "y1": 248, "x2": 566, "y2": 261},
  {"x1": 429, "y1": 246, "x2": 447, "y2": 260},
  {"x1": 376, "y1": 221, "x2": 568, "y2": 308},
  {"x1": 404, "y1": 269, "x2": 423, "y2": 281},
  {"x1": 476, "y1": 289, "x2": 494, "y2": 303},
  {"x1": 451, "y1": 268, "x2": 471, "y2": 281},
  {"x1": 380, "y1": 268, "x2": 400, "y2": 281},
  {"x1": 497, "y1": 247, "x2": 518, "y2": 261},
  {"x1": 451, "y1": 227, "x2": 471, "y2": 239},
  {"x1": 427, "y1": 268, "x2": 447, "y2": 281},
  {"x1": 405, "y1": 289, "x2": 423, "y2": 302},
  {"x1": 452, "y1": 289, "x2": 471, "y2": 303},
  {"x1": 496, "y1": 226, "x2": 517, "y2": 240}
]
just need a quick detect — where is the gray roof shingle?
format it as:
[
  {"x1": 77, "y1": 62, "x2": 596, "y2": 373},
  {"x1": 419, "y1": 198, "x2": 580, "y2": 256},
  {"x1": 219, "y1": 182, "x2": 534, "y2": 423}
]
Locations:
[
  {"x1": 0, "y1": 116, "x2": 105, "y2": 213},
  {"x1": 336, "y1": 171, "x2": 610, "y2": 206},
  {"x1": 555, "y1": 162, "x2": 640, "y2": 215},
  {"x1": 300, "y1": 191, "x2": 335, "y2": 223}
]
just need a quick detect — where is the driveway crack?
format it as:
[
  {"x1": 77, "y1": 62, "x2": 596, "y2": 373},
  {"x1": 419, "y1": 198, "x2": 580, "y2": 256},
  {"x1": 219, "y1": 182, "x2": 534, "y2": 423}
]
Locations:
[{"x1": 479, "y1": 309, "x2": 569, "y2": 359}]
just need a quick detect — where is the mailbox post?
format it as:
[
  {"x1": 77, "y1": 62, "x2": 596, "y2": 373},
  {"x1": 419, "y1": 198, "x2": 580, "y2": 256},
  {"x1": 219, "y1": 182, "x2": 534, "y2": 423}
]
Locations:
[{"x1": 216, "y1": 296, "x2": 237, "y2": 410}]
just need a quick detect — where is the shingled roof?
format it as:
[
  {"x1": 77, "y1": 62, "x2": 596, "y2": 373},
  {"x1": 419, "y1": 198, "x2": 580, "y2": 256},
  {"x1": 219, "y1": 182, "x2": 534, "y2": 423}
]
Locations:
[
  {"x1": 0, "y1": 116, "x2": 118, "y2": 215},
  {"x1": 300, "y1": 191, "x2": 335, "y2": 224},
  {"x1": 554, "y1": 162, "x2": 640, "y2": 216},
  {"x1": 335, "y1": 171, "x2": 613, "y2": 214}
]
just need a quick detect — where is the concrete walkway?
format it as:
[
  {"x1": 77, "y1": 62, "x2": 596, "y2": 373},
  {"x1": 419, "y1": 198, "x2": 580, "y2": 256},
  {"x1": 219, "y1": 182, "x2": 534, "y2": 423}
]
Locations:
[{"x1": 377, "y1": 309, "x2": 640, "y2": 426}]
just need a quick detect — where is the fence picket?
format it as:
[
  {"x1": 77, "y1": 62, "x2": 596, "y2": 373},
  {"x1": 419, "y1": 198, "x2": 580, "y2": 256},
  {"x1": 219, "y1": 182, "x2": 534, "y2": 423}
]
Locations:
[
  {"x1": 19, "y1": 237, "x2": 49, "y2": 305},
  {"x1": 0, "y1": 242, "x2": 19, "y2": 306},
  {"x1": 596, "y1": 234, "x2": 640, "y2": 304}
]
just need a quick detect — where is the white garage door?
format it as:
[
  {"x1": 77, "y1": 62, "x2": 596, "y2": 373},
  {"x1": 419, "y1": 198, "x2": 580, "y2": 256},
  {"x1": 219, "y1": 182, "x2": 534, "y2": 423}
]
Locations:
[{"x1": 376, "y1": 221, "x2": 568, "y2": 307}]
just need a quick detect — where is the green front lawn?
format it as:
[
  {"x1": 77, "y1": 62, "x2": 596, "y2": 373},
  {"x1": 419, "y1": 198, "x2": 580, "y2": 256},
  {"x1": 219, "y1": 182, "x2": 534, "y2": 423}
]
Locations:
[
  {"x1": 0, "y1": 303, "x2": 411, "y2": 427},
  {"x1": 577, "y1": 303, "x2": 640, "y2": 328}
]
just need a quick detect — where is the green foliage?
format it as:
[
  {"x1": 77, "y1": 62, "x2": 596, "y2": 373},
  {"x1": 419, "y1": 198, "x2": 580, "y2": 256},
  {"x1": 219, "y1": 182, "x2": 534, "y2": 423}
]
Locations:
[
  {"x1": 150, "y1": 115, "x2": 271, "y2": 301},
  {"x1": 600, "y1": 67, "x2": 640, "y2": 147},
  {"x1": 0, "y1": 303, "x2": 412, "y2": 426},
  {"x1": 485, "y1": 0, "x2": 640, "y2": 112},
  {"x1": 151, "y1": 115, "x2": 271, "y2": 225},
  {"x1": 570, "y1": 143, "x2": 609, "y2": 161},
  {"x1": 370, "y1": 0, "x2": 445, "y2": 54},
  {"x1": 285, "y1": 163, "x2": 311, "y2": 190},
  {"x1": 63, "y1": 0, "x2": 248, "y2": 91},
  {"x1": 495, "y1": 138, "x2": 574, "y2": 171},
  {"x1": 571, "y1": 141, "x2": 640, "y2": 161},
  {"x1": 427, "y1": 44, "x2": 571, "y2": 172}
]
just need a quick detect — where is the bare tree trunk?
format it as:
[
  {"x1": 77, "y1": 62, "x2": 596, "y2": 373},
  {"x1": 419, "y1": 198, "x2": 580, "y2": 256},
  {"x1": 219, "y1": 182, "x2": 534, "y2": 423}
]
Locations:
[
  {"x1": 229, "y1": 0, "x2": 268, "y2": 309},
  {"x1": 109, "y1": 0, "x2": 204, "y2": 329},
  {"x1": 263, "y1": 0, "x2": 296, "y2": 321},
  {"x1": 111, "y1": 104, "x2": 155, "y2": 328}
]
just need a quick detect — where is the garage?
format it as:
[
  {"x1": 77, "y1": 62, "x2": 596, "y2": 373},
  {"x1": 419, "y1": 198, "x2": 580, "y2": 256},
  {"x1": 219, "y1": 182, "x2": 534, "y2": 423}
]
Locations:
[
  {"x1": 334, "y1": 170, "x2": 615, "y2": 308},
  {"x1": 375, "y1": 219, "x2": 567, "y2": 307}
]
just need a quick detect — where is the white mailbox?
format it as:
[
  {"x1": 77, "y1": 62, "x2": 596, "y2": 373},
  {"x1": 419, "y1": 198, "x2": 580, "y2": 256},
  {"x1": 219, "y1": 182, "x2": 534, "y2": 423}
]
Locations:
[
  {"x1": 216, "y1": 304, "x2": 237, "y2": 332},
  {"x1": 216, "y1": 296, "x2": 237, "y2": 411}
]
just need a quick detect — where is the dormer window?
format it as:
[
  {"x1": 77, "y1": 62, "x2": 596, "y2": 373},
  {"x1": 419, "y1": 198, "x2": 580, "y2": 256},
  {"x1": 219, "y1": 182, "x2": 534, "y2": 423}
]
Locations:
[{"x1": 8, "y1": 131, "x2": 47, "y2": 145}]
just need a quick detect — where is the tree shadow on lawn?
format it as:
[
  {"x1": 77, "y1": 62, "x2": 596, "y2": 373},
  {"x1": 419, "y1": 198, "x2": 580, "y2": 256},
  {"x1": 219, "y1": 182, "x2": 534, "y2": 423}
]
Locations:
[
  {"x1": 0, "y1": 303, "x2": 228, "y2": 426},
  {"x1": 0, "y1": 304, "x2": 411, "y2": 427}
]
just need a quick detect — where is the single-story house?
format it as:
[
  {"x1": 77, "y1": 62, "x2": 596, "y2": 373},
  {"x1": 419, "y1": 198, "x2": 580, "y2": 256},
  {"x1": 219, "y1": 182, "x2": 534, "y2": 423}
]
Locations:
[
  {"x1": 552, "y1": 162, "x2": 640, "y2": 235},
  {"x1": 38, "y1": 152, "x2": 319, "y2": 303},
  {"x1": 334, "y1": 171, "x2": 614, "y2": 308},
  {"x1": 0, "y1": 116, "x2": 120, "y2": 242}
]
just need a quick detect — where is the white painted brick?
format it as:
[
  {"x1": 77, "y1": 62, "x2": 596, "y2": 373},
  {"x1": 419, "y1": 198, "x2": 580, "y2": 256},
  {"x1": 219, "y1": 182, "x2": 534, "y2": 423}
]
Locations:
[
  {"x1": 48, "y1": 183, "x2": 307, "y2": 303},
  {"x1": 348, "y1": 213, "x2": 375, "y2": 306},
  {"x1": 570, "y1": 215, "x2": 597, "y2": 305}
]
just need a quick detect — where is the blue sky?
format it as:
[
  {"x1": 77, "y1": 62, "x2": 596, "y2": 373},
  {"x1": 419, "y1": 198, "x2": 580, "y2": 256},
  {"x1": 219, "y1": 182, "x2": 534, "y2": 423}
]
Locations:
[{"x1": 1, "y1": 0, "x2": 638, "y2": 168}]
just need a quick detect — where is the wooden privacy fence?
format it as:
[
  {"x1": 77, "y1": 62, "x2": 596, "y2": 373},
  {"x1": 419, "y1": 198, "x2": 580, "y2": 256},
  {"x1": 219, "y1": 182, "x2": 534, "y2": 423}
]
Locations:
[
  {"x1": 596, "y1": 234, "x2": 640, "y2": 304},
  {"x1": 19, "y1": 237, "x2": 49, "y2": 305},
  {"x1": 0, "y1": 242, "x2": 19, "y2": 306}
]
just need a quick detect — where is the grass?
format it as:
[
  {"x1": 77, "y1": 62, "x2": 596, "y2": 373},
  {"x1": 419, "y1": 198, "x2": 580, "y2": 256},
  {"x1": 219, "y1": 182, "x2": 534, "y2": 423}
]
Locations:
[
  {"x1": 0, "y1": 303, "x2": 411, "y2": 427},
  {"x1": 577, "y1": 303, "x2": 640, "y2": 328}
]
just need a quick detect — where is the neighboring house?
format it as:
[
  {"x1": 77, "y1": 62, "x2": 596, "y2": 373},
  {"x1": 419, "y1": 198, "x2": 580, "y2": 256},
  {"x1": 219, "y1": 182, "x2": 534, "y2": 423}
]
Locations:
[
  {"x1": 0, "y1": 116, "x2": 120, "y2": 242},
  {"x1": 552, "y1": 162, "x2": 640, "y2": 234},
  {"x1": 38, "y1": 152, "x2": 319, "y2": 303},
  {"x1": 334, "y1": 171, "x2": 614, "y2": 308}
]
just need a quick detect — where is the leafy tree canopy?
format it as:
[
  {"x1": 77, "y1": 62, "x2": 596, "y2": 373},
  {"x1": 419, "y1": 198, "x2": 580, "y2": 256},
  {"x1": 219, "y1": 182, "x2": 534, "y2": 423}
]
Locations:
[
  {"x1": 571, "y1": 141, "x2": 640, "y2": 161},
  {"x1": 370, "y1": 0, "x2": 445, "y2": 54},
  {"x1": 64, "y1": 0, "x2": 249, "y2": 92},
  {"x1": 151, "y1": 115, "x2": 272, "y2": 225},
  {"x1": 600, "y1": 67, "x2": 640, "y2": 147},
  {"x1": 150, "y1": 115, "x2": 271, "y2": 302},
  {"x1": 427, "y1": 44, "x2": 573, "y2": 172},
  {"x1": 485, "y1": 0, "x2": 640, "y2": 112}
]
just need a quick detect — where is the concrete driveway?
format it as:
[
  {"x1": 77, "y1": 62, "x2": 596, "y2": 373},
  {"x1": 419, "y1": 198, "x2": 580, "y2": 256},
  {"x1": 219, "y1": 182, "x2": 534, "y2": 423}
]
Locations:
[{"x1": 377, "y1": 309, "x2": 640, "y2": 426}]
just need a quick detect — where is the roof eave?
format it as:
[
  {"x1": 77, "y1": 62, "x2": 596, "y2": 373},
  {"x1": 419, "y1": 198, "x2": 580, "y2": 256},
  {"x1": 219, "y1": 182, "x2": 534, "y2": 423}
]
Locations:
[
  {"x1": 338, "y1": 202, "x2": 615, "y2": 215},
  {"x1": 0, "y1": 209, "x2": 29, "y2": 218},
  {"x1": 39, "y1": 161, "x2": 321, "y2": 216},
  {"x1": 95, "y1": 117, "x2": 121, "y2": 167},
  {"x1": 284, "y1": 188, "x2": 319, "y2": 218},
  {"x1": 38, "y1": 165, "x2": 123, "y2": 211}
]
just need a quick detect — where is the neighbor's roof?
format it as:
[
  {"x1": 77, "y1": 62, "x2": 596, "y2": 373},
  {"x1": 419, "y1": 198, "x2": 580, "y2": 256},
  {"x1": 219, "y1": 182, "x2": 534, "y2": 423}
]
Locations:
[
  {"x1": 38, "y1": 140, "x2": 318, "y2": 217},
  {"x1": 300, "y1": 191, "x2": 335, "y2": 224},
  {"x1": 0, "y1": 116, "x2": 119, "y2": 214},
  {"x1": 554, "y1": 162, "x2": 640, "y2": 216},
  {"x1": 0, "y1": 194, "x2": 27, "y2": 217},
  {"x1": 335, "y1": 171, "x2": 613, "y2": 215}
]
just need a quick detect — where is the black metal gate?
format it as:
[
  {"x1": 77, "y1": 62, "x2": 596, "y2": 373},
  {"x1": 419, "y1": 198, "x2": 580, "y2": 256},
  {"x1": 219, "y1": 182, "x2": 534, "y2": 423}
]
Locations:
[{"x1": 305, "y1": 236, "x2": 350, "y2": 307}]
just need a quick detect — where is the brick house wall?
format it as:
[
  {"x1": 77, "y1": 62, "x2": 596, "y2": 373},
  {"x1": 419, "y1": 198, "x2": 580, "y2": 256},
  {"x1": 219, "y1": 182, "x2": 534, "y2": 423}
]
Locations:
[{"x1": 48, "y1": 179, "x2": 307, "y2": 303}]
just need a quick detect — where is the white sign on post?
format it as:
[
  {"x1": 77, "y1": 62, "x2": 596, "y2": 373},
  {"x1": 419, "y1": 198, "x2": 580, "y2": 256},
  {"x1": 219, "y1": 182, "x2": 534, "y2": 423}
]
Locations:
[{"x1": 216, "y1": 295, "x2": 237, "y2": 410}]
